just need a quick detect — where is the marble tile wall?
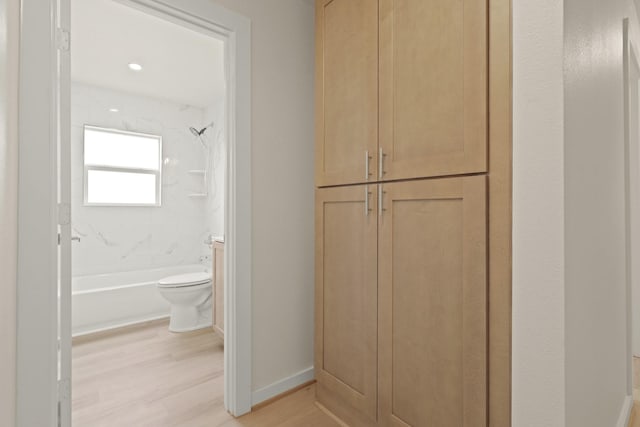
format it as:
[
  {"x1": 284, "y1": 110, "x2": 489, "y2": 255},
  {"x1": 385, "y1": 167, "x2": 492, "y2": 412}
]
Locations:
[
  {"x1": 71, "y1": 83, "x2": 223, "y2": 276},
  {"x1": 204, "y1": 100, "x2": 225, "y2": 239}
]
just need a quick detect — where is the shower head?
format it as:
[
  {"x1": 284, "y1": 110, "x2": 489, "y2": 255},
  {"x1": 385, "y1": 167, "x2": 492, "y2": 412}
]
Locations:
[
  {"x1": 189, "y1": 122, "x2": 214, "y2": 149},
  {"x1": 189, "y1": 122, "x2": 214, "y2": 138}
]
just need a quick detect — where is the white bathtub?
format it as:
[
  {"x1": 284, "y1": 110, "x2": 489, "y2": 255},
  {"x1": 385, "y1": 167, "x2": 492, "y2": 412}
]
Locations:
[{"x1": 72, "y1": 264, "x2": 209, "y2": 337}]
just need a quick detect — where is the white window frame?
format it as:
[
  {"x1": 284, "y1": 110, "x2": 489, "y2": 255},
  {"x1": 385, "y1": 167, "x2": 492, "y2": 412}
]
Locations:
[{"x1": 83, "y1": 125, "x2": 163, "y2": 207}]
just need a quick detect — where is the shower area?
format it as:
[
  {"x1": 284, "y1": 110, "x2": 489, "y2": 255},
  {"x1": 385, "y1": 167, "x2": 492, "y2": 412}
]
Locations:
[{"x1": 70, "y1": 84, "x2": 226, "y2": 336}]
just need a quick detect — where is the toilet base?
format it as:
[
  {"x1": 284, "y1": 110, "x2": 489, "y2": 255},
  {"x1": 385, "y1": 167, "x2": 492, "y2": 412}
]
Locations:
[
  {"x1": 169, "y1": 320, "x2": 213, "y2": 333},
  {"x1": 168, "y1": 303, "x2": 212, "y2": 333}
]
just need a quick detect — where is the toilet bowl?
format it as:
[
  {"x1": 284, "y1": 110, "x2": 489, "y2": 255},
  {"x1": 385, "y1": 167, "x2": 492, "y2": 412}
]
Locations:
[{"x1": 157, "y1": 272, "x2": 212, "y2": 332}]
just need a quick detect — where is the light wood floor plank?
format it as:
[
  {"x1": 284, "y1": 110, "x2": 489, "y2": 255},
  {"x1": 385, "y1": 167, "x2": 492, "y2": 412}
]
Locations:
[
  {"x1": 632, "y1": 357, "x2": 640, "y2": 427},
  {"x1": 72, "y1": 320, "x2": 338, "y2": 426},
  {"x1": 630, "y1": 402, "x2": 640, "y2": 427}
]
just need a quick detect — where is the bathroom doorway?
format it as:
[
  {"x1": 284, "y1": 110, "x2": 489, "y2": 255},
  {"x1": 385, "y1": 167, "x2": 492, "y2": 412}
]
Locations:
[
  {"x1": 68, "y1": 1, "x2": 228, "y2": 424},
  {"x1": 31, "y1": 0, "x2": 254, "y2": 425}
]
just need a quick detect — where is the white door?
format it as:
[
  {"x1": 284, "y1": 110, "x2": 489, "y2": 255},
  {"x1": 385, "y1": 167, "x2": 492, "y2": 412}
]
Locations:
[{"x1": 56, "y1": 0, "x2": 72, "y2": 424}]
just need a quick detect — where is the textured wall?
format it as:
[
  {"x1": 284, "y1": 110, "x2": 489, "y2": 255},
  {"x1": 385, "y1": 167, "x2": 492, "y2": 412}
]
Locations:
[
  {"x1": 564, "y1": 0, "x2": 640, "y2": 425},
  {"x1": 514, "y1": 0, "x2": 640, "y2": 425},
  {"x1": 512, "y1": 0, "x2": 566, "y2": 425}
]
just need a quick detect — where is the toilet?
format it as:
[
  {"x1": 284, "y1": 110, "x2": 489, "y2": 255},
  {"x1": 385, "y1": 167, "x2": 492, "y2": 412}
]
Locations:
[{"x1": 157, "y1": 272, "x2": 212, "y2": 332}]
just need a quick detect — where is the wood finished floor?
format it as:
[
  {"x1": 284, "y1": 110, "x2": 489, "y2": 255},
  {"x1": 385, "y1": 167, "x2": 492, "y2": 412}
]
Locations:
[
  {"x1": 632, "y1": 403, "x2": 640, "y2": 427},
  {"x1": 631, "y1": 357, "x2": 640, "y2": 427},
  {"x1": 72, "y1": 320, "x2": 339, "y2": 427}
]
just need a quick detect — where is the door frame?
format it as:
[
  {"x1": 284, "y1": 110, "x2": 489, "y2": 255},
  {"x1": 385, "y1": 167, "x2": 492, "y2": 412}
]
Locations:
[
  {"x1": 16, "y1": 0, "x2": 253, "y2": 424},
  {"x1": 624, "y1": 17, "x2": 640, "y2": 404}
]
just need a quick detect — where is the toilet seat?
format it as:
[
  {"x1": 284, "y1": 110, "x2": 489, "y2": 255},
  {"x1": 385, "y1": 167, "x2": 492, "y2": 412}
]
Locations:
[{"x1": 158, "y1": 272, "x2": 211, "y2": 288}]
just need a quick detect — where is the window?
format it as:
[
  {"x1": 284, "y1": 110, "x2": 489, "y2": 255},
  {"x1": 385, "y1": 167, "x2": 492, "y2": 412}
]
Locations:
[{"x1": 83, "y1": 126, "x2": 162, "y2": 206}]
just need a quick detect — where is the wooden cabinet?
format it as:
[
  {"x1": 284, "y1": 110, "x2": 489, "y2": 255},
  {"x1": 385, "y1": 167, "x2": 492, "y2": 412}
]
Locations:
[
  {"x1": 315, "y1": 0, "x2": 510, "y2": 425},
  {"x1": 316, "y1": 177, "x2": 487, "y2": 427},
  {"x1": 379, "y1": 0, "x2": 487, "y2": 181},
  {"x1": 316, "y1": 0, "x2": 487, "y2": 186},
  {"x1": 212, "y1": 241, "x2": 224, "y2": 337},
  {"x1": 315, "y1": 0, "x2": 378, "y2": 187},
  {"x1": 378, "y1": 176, "x2": 487, "y2": 427},
  {"x1": 315, "y1": 185, "x2": 378, "y2": 426}
]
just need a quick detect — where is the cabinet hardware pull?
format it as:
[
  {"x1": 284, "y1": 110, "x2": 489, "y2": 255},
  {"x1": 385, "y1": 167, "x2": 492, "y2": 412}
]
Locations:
[
  {"x1": 378, "y1": 185, "x2": 383, "y2": 217},
  {"x1": 365, "y1": 151, "x2": 373, "y2": 180},
  {"x1": 379, "y1": 148, "x2": 386, "y2": 180},
  {"x1": 365, "y1": 186, "x2": 371, "y2": 216}
]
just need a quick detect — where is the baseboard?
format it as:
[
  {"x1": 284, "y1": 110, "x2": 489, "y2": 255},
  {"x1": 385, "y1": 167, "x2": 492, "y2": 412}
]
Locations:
[
  {"x1": 252, "y1": 380, "x2": 316, "y2": 411},
  {"x1": 72, "y1": 315, "x2": 170, "y2": 342},
  {"x1": 251, "y1": 366, "x2": 315, "y2": 406},
  {"x1": 617, "y1": 395, "x2": 633, "y2": 427}
]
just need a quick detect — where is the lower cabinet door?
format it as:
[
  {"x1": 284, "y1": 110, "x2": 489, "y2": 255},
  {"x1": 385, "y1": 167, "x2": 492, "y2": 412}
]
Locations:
[
  {"x1": 315, "y1": 184, "x2": 378, "y2": 426},
  {"x1": 378, "y1": 176, "x2": 487, "y2": 427}
]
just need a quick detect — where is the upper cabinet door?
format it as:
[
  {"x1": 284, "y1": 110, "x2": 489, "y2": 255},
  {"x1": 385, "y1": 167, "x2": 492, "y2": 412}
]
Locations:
[
  {"x1": 379, "y1": 0, "x2": 488, "y2": 181},
  {"x1": 316, "y1": 0, "x2": 378, "y2": 187}
]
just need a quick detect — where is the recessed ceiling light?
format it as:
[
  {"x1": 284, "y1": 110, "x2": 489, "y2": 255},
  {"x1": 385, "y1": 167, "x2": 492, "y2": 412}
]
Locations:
[
  {"x1": 109, "y1": 108, "x2": 119, "y2": 113},
  {"x1": 128, "y1": 63, "x2": 143, "y2": 71}
]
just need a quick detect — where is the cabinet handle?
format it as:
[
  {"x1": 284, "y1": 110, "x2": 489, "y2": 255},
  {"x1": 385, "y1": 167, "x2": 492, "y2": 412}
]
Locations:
[
  {"x1": 365, "y1": 186, "x2": 370, "y2": 216},
  {"x1": 365, "y1": 151, "x2": 372, "y2": 180},
  {"x1": 379, "y1": 148, "x2": 386, "y2": 180},
  {"x1": 378, "y1": 185, "x2": 384, "y2": 217}
]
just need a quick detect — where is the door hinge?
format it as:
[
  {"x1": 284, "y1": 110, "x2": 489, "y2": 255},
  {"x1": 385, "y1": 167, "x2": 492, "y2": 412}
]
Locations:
[
  {"x1": 58, "y1": 203, "x2": 71, "y2": 226},
  {"x1": 56, "y1": 28, "x2": 70, "y2": 52}
]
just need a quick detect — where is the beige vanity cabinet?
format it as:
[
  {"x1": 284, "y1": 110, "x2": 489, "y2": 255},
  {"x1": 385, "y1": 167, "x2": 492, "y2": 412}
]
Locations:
[{"x1": 212, "y1": 241, "x2": 224, "y2": 337}]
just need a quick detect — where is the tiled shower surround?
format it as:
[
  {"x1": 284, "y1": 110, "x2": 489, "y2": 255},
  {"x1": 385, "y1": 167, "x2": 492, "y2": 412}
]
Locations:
[{"x1": 71, "y1": 83, "x2": 225, "y2": 276}]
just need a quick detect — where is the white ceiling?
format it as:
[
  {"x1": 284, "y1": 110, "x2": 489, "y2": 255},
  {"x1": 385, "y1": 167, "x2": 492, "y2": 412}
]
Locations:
[{"x1": 71, "y1": 0, "x2": 225, "y2": 108}]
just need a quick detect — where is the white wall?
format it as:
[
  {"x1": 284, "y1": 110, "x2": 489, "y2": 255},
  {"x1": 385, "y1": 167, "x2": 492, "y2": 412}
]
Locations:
[
  {"x1": 71, "y1": 83, "x2": 223, "y2": 276},
  {"x1": 564, "y1": 1, "x2": 640, "y2": 425},
  {"x1": 210, "y1": 0, "x2": 316, "y2": 392},
  {"x1": 514, "y1": 0, "x2": 640, "y2": 426},
  {"x1": 0, "y1": 0, "x2": 19, "y2": 425},
  {"x1": 512, "y1": 0, "x2": 566, "y2": 425}
]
